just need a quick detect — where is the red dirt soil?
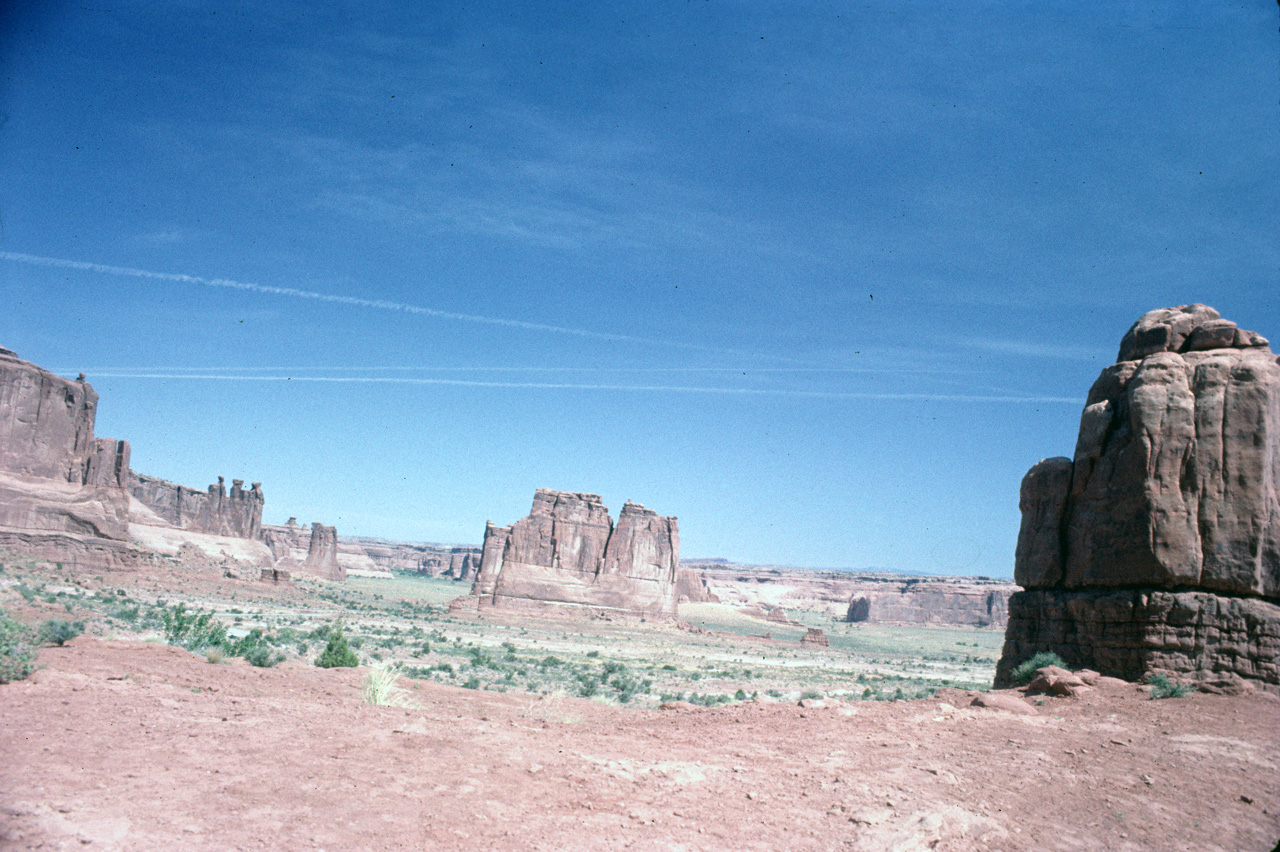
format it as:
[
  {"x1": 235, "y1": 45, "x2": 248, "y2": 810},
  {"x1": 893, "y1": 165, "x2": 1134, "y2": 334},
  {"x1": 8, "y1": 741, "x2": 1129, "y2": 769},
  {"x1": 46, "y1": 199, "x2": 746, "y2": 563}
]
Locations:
[{"x1": 2, "y1": 637, "x2": 1278, "y2": 852}]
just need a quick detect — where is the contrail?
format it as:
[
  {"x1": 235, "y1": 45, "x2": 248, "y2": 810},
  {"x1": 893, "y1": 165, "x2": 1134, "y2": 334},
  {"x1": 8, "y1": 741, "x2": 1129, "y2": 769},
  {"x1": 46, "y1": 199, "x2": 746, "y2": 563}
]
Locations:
[
  {"x1": 0, "y1": 250, "x2": 789, "y2": 361},
  {"x1": 78, "y1": 371, "x2": 1080, "y2": 404},
  {"x1": 63, "y1": 364, "x2": 985, "y2": 376}
]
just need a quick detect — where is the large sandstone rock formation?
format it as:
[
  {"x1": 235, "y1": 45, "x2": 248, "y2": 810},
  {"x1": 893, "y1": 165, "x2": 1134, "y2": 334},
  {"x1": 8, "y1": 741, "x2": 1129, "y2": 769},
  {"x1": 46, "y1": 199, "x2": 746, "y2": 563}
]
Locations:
[
  {"x1": 0, "y1": 347, "x2": 137, "y2": 567},
  {"x1": 470, "y1": 489, "x2": 679, "y2": 618},
  {"x1": 129, "y1": 472, "x2": 263, "y2": 539},
  {"x1": 998, "y1": 306, "x2": 1279, "y2": 690},
  {"x1": 300, "y1": 523, "x2": 345, "y2": 581}
]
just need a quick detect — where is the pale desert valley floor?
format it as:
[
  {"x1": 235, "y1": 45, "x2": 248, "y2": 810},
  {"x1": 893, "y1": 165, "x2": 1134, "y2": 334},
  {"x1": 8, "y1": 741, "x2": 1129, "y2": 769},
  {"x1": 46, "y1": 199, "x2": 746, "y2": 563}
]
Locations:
[{"x1": 2, "y1": 555, "x2": 1277, "y2": 852}]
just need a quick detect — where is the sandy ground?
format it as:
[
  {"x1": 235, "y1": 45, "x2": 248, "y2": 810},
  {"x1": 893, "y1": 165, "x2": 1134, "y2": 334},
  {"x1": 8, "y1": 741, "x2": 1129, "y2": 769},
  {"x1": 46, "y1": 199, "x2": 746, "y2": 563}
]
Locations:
[{"x1": 2, "y1": 637, "x2": 1277, "y2": 852}]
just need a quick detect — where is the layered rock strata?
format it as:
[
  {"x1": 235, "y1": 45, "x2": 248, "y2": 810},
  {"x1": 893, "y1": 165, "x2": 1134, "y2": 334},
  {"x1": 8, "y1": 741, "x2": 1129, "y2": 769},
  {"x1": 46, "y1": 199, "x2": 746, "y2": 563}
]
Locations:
[
  {"x1": 998, "y1": 306, "x2": 1279, "y2": 690},
  {"x1": 128, "y1": 472, "x2": 263, "y2": 539},
  {"x1": 845, "y1": 581, "x2": 1010, "y2": 627},
  {"x1": 470, "y1": 489, "x2": 679, "y2": 618},
  {"x1": 0, "y1": 347, "x2": 138, "y2": 567}
]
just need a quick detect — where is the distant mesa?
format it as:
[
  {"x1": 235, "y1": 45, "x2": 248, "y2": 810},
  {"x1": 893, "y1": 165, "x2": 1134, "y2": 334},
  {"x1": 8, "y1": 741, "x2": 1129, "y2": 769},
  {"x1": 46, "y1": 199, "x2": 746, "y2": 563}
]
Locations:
[
  {"x1": 844, "y1": 581, "x2": 1009, "y2": 627},
  {"x1": 469, "y1": 488, "x2": 680, "y2": 618},
  {"x1": 683, "y1": 559, "x2": 1014, "y2": 627},
  {"x1": 998, "y1": 305, "x2": 1279, "y2": 692},
  {"x1": 675, "y1": 565, "x2": 719, "y2": 603}
]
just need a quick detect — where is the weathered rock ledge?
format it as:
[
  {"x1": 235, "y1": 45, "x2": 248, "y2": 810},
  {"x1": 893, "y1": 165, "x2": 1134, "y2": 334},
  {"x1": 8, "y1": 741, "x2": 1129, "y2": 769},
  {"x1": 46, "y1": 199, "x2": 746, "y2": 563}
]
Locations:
[{"x1": 998, "y1": 589, "x2": 1279, "y2": 687}]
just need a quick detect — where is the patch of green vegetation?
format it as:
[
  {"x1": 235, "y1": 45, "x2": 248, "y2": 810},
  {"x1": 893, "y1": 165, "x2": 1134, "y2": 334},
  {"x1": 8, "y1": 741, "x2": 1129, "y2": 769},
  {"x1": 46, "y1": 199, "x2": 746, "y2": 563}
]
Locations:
[
  {"x1": 1144, "y1": 673, "x2": 1192, "y2": 699},
  {"x1": 161, "y1": 603, "x2": 228, "y2": 652},
  {"x1": 0, "y1": 608, "x2": 36, "y2": 683},
  {"x1": 1010, "y1": 651, "x2": 1069, "y2": 684},
  {"x1": 38, "y1": 619, "x2": 84, "y2": 646},
  {"x1": 315, "y1": 623, "x2": 359, "y2": 668}
]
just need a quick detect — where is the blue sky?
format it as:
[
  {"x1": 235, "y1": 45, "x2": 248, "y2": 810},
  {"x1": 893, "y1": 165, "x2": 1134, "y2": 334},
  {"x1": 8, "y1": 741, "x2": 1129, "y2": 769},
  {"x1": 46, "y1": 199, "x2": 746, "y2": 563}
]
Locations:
[{"x1": 2, "y1": 1, "x2": 1277, "y2": 575}]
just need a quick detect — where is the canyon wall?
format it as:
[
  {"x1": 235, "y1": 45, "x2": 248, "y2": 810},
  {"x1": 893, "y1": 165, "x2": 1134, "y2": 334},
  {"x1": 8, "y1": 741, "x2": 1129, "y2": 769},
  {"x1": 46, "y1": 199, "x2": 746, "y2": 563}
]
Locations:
[
  {"x1": 0, "y1": 347, "x2": 136, "y2": 567},
  {"x1": 470, "y1": 489, "x2": 679, "y2": 618},
  {"x1": 997, "y1": 305, "x2": 1279, "y2": 690},
  {"x1": 129, "y1": 472, "x2": 263, "y2": 540},
  {"x1": 845, "y1": 578, "x2": 1010, "y2": 627},
  {"x1": 683, "y1": 560, "x2": 1013, "y2": 627}
]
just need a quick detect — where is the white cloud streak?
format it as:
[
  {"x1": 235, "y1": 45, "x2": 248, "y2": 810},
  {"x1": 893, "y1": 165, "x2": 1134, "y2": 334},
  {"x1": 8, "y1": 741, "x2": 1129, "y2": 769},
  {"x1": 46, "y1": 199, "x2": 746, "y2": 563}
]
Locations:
[
  {"x1": 0, "y1": 250, "x2": 783, "y2": 361},
  {"x1": 76, "y1": 370, "x2": 1080, "y2": 404}
]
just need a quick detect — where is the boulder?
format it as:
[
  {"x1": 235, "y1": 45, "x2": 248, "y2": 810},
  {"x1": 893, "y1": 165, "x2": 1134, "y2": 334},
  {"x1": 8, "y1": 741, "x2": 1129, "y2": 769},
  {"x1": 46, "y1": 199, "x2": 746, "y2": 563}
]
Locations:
[
  {"x1": 969, "y1": 693, "x2": 1037, "y2": 715},
  {"x1": 1026, "y1": 665, "x2": 1091, "y2": 697}
]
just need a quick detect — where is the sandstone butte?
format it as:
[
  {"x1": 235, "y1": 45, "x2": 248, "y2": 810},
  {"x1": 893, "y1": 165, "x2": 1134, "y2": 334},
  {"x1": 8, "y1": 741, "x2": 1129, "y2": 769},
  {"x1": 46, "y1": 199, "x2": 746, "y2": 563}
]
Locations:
[
  {"x1": 997, "y1": 305, "x2": 1280, "y2": 693},
  {"x1": 0, "y1": 344, "x2": 280, "y2": 574},
  {"x1": 469, "y1": 489, "x2": 680, "y2": 618}
]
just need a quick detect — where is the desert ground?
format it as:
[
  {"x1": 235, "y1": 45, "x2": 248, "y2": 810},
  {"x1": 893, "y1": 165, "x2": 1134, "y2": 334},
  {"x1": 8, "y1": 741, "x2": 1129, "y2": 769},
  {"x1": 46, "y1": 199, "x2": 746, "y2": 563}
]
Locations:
[{"x1": 2, "y1": 556, "x2": 1278, "y2": 852}]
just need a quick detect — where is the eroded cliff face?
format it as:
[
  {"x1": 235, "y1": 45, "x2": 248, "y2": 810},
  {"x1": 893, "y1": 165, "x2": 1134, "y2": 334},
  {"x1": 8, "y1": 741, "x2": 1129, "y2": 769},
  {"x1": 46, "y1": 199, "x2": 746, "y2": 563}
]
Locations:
[
  {"x1": 999, "y1": 306, "x2": 1280, "y2": 690},
  {"x1": 129, "y1": 472, "x2": 263, "y2": 540},
  {"x1": 845, "y1": 580, "x2": 1010, "y2": 627},
  {"x1": 470, "y1": 489, "x2": 679, "y2": 618},
  {"x1": 0, "y1": 347, "x2": 134, "y2": 562}
]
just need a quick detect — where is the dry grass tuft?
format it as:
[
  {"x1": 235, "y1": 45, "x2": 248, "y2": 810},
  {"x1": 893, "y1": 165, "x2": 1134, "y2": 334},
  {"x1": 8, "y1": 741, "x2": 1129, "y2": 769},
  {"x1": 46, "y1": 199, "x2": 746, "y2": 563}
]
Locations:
[{"x1": 363, "y1": 662, "x2": 418, "y2": 708}]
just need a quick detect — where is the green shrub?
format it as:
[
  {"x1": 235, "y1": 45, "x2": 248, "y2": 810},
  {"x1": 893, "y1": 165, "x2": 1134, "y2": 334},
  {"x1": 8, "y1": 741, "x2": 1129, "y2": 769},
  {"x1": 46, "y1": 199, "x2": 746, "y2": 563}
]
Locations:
[
  {"x1": 1010, "y1": 651, "x2": 1069, "y2": 684},
  {"x1": 315, "y1": 624, "x2": 358, "y2": 668},
  {"x1": 39, "y1": 619, "x2": 84, "y2": 646},
  {"x1": 1144, "y1": 673, "x2": 1192, "y2": 700},
  {"x1": 161, "y1": 603, "x2": 228, "y2": 652},
  {"x1": 0, "y1": 609, "x2": 36, "y2": 684},
  {"x1": 800, "y1": 689, "x2": 823, "y2": 700},
  {"x1": 243, "y1": 645, "x2": 284, "y2": 668}
]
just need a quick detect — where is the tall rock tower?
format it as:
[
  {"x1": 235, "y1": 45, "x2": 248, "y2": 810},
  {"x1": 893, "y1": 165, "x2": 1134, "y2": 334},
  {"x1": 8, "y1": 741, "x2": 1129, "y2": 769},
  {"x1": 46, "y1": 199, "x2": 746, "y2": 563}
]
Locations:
[{"x1": 997, "y1": 305, "x2": 1279, "y2": 691}]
